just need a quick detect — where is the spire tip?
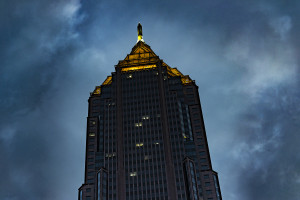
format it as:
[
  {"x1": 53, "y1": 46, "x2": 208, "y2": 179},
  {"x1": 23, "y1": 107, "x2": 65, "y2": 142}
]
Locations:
[{"x1": 137, "y1": 23, "x2": 144, "y2": 42}]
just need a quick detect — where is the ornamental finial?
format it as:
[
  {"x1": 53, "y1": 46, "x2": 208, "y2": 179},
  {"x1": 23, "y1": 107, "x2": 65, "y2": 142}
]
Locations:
[{"x1": 137, "y1": 22, "x2": 144, "y2": 42}]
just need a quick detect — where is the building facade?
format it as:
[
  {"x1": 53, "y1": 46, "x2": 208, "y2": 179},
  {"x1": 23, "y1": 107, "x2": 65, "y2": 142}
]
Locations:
[{"x1": 78, "y1": 24, "x2": 222, "y2": 200}]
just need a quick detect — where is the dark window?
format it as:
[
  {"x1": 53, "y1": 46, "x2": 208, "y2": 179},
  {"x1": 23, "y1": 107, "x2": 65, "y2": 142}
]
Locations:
[
  {"x1": 205, "y1": 182, "x2": 210, "y2": 186},
  {"x1": 206, "y1": 190, "x2": 212, "y2": 194}
]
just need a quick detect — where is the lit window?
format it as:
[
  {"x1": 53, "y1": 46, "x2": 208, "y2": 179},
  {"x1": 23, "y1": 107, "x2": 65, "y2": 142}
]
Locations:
[
  {"x1": 130, "y1": 172, "x2": 137, "y2": 176},
  {"x1": 136, "y1": 143, "x2": 144, "y2": 147},
  {"x1": 142, "y1": 115, "x2": 149, "y2": 120},
  {"x1": 89, "y1": 133, "x2": 95, "y2": 137},
  {"x1": 144, "y1": 155, "x2": 150, "y2": 160},
  {"x1": 134, "y1": 122, "x2": 143, "y2": 127},
  {"x1": 127, "y1": 74, "x2": 133, "y2": 79},
  {"x1": 154, "y1": 142, "x2": 159, "y2": 145},
  {"x1": 105, "y1": 152, "x2": 116, "y2": 158},
  {"x1": 182, "y1": 133, "x2": 188, "y2": 139},
  {"x1": 92, "y1": 121, "x2": 96, "y2": 125}
]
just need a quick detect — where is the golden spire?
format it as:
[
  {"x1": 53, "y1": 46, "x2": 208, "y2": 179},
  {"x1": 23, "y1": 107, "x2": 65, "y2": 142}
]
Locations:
[{"x1": 137, "y1": 22, "x2": 144, "y2": 42}]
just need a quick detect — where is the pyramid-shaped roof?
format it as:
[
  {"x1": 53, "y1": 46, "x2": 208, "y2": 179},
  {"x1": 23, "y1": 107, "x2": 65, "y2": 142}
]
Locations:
[
  {"x1": 92, "y1": 26, "x2": 194, "y2": 95},
  {"x1": 117, "y1": 41, "x2": 160, "y2": 67}
]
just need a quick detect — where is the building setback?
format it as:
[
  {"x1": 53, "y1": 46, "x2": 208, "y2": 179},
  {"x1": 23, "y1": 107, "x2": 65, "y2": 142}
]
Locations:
[{"x1": 78, "y1": 23, "x2": 222, "y2": 200}]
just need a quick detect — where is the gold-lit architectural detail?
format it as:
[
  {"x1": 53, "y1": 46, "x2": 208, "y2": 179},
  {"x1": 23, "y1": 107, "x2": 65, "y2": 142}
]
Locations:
[
  {"x1": 91, "y1": 28, "x2": 193, "y2": 97},
  {"x1": 166, "y1": 65, "x2": 183, "y2": 77},
  {"x1": 137, "y1": 23, "x2": 144, "y2": 42},
  {"x1": 102, "y1": 76, "x2": 112, "y2": 85},
  {"x1": 181, "y1": 75, "x2": 193, "y2": 85},
  {"x1": 118, "y1": 40, "x2": 159, "y2": 67},
  {"x1": 92, "y1": 76, "x2": 112, "y2": 95},
  {"x1": 121, "y1": 65, "x2": 156, "y2": 72},
  {"x1": 93, "y1": 86, "x2": 101, "y2": 95}
]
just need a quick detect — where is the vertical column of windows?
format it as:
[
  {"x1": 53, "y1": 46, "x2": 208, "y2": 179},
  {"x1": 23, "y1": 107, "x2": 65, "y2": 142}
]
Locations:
[
  {"x1": 166, "y1": 91, "x2": 186, "y2": 200},
  {"x1": 136, "y1": 71, "x2": 141, "y2": 199},
  {"x1": 97, "y1": 169, "x2": 108, "y2": 200},
  {"x1": 141, "y1": 72, "x2": 149, "y2": 199},
  {"x1": 185, "y1": 105, "x2": 193, "y2": 140},
  {"x1": 97, "y1": 172, "x2": 101, "y2": 200},
  {"x1": 122, "y1": 74, "x2": 129, "y2": 199},
  {"x1": 189, "y1": 104, "x2": 212, "y2": 169},
  {"x1": 103, "y1": 99, "x2": 117, "y2": 199},
  {"x1": 183, "y1": 158, "x2": 200, "y2": 200},
  {"x1": 148, "y1": 73, "x2": 156, "y2": 199},
  {"x1": 160, "y1": 67, "x2": 176, "y2": 199},
  {"x1": 86, "y1": 116, "x2": 98, "y2": 187},
  {"x1": 122, "y1": 69, "x2": 169, "y2": 199}
]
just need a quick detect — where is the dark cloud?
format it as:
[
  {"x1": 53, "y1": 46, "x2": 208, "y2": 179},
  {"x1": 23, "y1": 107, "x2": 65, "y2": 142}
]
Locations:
[
  {"x1": 232, "y1": 83, "x2": 300, "y2": 200},
  {"x1": 0, "y1": 0, "x2": 299, "y2": 199}
]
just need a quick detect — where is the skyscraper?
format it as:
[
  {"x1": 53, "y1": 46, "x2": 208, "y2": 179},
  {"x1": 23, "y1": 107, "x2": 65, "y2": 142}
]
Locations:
[{"x1": 78, "y1": 23, "x2": 222, "y2": 200}]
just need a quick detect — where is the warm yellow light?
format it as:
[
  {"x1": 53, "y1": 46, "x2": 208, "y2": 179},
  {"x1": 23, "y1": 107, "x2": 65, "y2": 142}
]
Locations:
[
  {"x1": 142, "y1": 115, "x2": 149, "y2": 120},
  {"x1": 121, "y1": 65, "x2": 156, "y2": 72},
  {"x1": 135, "y1": 122, "x2": 143, "y2": 127},
  {"x1": 102, "y1": 76, "x2": 112, "y2": 85},
  {"x1": 167, "y1": 66, "x2": 184, "y2": 77},
  {"x1": 138, "y1": 35, "x2": 143, "y2": 41},
  {"x1": 93, "y1": 86, "x2": 101, "y2": 95},
  {"x1": 130, "y1": 172, "x2": 137, "y2": 176},
  {"x1": 89, "y1": 133, "x2": 95, "y2": 137},
  {"x1": 181, "y1": 76, "x2": 192, "y2": 85},
  {"x1": 136, "y1": 143, "x2": 144, "y2": 147},
  {"x1": 137, "y1": 23, "x2": 144, "y2": 42}
]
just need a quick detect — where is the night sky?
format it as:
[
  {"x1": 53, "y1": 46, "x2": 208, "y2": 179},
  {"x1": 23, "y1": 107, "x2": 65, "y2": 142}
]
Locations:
[{"x1": 1, "y1": 0, "x2": 300, "y2": 199}]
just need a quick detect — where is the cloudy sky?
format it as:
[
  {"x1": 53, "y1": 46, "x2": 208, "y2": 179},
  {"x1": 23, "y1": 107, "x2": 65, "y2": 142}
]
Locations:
[{"x1": 1, "y1": 0, "x2": 299, "y2": 199}]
